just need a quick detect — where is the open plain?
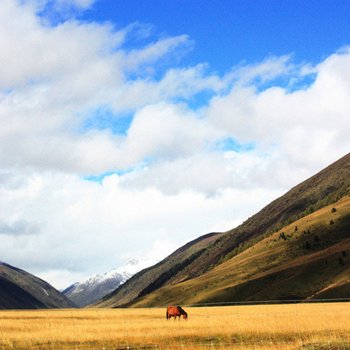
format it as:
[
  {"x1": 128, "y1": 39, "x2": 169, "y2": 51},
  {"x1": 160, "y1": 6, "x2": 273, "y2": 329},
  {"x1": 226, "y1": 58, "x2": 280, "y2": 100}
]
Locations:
[{"x1": 0, "y1": 302, "x2": 349, "y2": 349}]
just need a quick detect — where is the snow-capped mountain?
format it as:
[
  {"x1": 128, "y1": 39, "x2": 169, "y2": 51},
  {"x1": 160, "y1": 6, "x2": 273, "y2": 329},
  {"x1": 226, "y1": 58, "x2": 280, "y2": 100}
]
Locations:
[{"x1": 62, "y1": 259, "x2": 147, "y2": 307}]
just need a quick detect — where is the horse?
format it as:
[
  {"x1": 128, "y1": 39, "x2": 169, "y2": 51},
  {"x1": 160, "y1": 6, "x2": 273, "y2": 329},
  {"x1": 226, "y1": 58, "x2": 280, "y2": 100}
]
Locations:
[{"x1": 166, "y1": 305, "x2": 188, "y2": 320}]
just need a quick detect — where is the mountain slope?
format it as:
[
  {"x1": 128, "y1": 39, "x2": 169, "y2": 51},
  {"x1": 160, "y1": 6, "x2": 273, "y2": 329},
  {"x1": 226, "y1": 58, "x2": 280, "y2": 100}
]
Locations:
[
  {"x1": 95, "y1": 232, "x2": 224, "y2": 307},
  {"x1": 96, "y1": 152, "x2": 350, "y2": 307},
  {"x1": 63, "y1": 259, "x2": 144, "y2": 307},
  {"x1": 64, "y1": 274, "x2": 127, "y2": 307},
  {"x1": 131, "y1": 196, "x2": 350, "y2": 306},
  {"x1": 0, "y1": 262, "x2": 76, "y2": 309}
]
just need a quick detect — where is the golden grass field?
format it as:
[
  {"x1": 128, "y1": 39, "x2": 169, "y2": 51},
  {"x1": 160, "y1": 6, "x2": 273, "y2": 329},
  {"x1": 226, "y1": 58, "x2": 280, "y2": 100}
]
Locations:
[{"x1": 0, "y1": 303, "x2": 349, "y2": 350}]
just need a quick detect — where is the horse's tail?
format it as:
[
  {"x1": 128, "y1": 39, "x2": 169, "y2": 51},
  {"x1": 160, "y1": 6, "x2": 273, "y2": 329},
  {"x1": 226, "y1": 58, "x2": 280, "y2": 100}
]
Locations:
[{"x1": 166, "y1": 310, "x2": 169, "y2": 319}]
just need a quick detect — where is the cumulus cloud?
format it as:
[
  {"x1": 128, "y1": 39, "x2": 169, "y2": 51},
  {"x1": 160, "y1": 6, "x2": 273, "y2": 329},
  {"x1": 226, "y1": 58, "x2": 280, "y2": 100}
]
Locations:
[
  {"x1": 54, "y1": 0, "x2": 96, "y2": 10},
  {"x1": 118, "y1": 151, "x2": 278, "y2": 195},
  {"x1": 0, "y1": 0, "x2": 228, "y2": 175},
  {"x1": 0, "y1": 1, "x2": 122, "y2": 90},
  {"x1": 206, "y1": 47, "x2": 350, "y2": 176},
  {"x1": 120, "y1": 103, "x2": 219, "y2": 164}
]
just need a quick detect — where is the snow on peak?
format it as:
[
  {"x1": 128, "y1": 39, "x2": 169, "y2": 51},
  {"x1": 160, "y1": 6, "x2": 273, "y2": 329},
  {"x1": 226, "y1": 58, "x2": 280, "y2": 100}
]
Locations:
[
  {"x1": 114, "y1": 258, "x2": 152, "y2": 277},
  {"x1": 63, "y1": 258, "x2": 155, "y2": 305},
  {"x1": 63, "y1": 258, "x2": 152, "y2": 306}
]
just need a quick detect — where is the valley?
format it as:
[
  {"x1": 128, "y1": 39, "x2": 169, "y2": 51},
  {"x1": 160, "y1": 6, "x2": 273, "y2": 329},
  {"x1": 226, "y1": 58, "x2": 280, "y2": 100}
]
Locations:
[
  {"x1": 0, "y1": 303, "x2": 349, "y2": 349},
  {"x1": 3, "y1": 154, "x2": 350, "y2": 310}
]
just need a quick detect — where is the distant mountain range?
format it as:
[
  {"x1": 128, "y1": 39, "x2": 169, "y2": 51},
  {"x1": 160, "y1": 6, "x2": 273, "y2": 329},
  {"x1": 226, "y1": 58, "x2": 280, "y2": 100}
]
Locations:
[
  {"x1": 0, "y1": 262, "x2": 75, "y2": 309},
  {"x1": 95, "y1": 152, "x2": 350, "y2": 307},
  {"x1": 63, "y1": 259, "x2": 147, "y2": 307}
]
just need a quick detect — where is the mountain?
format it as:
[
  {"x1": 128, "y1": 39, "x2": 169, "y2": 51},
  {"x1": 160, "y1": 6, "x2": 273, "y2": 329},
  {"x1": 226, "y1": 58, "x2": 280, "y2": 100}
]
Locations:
[
  {"x1": 131, "y1": 197, "x2": 350, "y2": 306},
  {"x1": 0, "y1": 262, "x2": 76, "y2": 309},
  {"x1": 96, "y1": 152, "x2": 350, "y2": 307},
  {"x1": 63, "y1": 259, "x2": 147, "y2": 307},
  {"x1": 95, "y1": 232, "x2": 224, "y2": 307}
]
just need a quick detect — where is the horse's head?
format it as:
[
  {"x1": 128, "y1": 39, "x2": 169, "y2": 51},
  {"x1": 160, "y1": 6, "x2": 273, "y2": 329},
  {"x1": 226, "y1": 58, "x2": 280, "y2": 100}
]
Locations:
[{"x1": 182, "y1": 311, "x2": 188, "y2": 320}]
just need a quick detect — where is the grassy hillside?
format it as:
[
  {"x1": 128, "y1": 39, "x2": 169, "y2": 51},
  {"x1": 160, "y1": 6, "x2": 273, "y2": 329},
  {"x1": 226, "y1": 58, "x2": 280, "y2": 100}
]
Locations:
[
  {"x1": 132, "y1": 196, "x2": 350, "y2": 306},
  {"x1": 96, "y1": 153, "x2": 350, "y2": 308}
]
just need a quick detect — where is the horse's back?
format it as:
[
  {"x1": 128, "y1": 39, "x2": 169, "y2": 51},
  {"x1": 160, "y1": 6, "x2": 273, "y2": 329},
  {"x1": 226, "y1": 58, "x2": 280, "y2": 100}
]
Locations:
[{"x1": 167, "y1": 305, "x2": 180, "y2": 316}]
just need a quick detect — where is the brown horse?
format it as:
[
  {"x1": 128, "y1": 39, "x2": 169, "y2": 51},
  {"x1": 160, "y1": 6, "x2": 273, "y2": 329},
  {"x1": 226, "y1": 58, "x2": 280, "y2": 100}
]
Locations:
[{"x1": 166, "y1": 305, "x2": 188, "y2": 320}]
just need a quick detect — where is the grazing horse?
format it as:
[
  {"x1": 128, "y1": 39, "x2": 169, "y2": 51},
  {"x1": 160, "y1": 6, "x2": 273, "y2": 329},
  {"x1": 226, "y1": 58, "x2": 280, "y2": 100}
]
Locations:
[{"x1": 166, "y1": 305, "x2": 188, "y2": 320}]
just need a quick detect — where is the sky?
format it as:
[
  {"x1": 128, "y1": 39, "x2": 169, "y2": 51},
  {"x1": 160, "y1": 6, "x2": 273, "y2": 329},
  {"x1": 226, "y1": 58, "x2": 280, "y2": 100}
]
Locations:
[{"x1": 1, "y1": 0, "x2": 350, "y2": 289}]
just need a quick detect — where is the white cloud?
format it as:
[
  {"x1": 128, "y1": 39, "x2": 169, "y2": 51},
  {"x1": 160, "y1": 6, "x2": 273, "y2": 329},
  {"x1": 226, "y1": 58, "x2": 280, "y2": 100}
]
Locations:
[
  {"x1": 120, "y1": 103, "x2": 220, "y2": 165},
  {"x1": 124, "y1": 35, "x2": 192, "y2": 71},
  {"x1": 119, "y1": 150, "x2": 281, "y2": 195},
  {"x1": 0, "y1": 1, "x2": 123, "y2": 90},
  {"x1": 111, "y1": 64, "x2": 225, "y2": 111},
  {"x1": 228, "y1": 55, "x2": 296, "y2": 86},
  {"x1": 0, "y1": 1, "x2": 224, "y2": 176},
  {"x1": 206, "y1": 47, "x2": 350, "y2": 175},
  {"x1": 55, "y1": 0, "x2": 96, "y2": 10}
]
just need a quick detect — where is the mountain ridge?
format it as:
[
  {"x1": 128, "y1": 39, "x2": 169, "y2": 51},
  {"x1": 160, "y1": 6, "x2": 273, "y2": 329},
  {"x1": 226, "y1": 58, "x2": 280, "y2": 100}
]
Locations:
[
  {"x1": 130, "y1": 196, "x2": 350, "y2": 306},
  {"x1": 0, "y1": 262, "x2": 76, "y2": 309},
  {"x1": 63, "y1": 259, "x2": 149, "y2": 307}
]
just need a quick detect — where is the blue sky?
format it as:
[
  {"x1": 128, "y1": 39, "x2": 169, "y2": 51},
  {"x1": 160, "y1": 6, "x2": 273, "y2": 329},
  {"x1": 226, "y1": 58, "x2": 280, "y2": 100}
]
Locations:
[
  {"x1": 1, "y1": 0, "x2": 350, "y2": 288},
  {"x1": 80, "y1": 0, "x2": 350, "y2": 73},
  {"x1": 77, "y1": 0, "x2": 350, "y2": 146}
]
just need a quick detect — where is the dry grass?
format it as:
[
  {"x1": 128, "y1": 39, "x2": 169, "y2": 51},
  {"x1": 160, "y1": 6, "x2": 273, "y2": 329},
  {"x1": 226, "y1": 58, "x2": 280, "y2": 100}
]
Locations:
[{"x1": 0, "y1": 302, "x2": 349, "y2": 349}]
